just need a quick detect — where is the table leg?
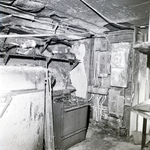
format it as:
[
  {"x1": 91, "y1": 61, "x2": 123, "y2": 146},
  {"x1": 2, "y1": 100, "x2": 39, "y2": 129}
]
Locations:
[{"x1": 141, "y1": 118, "x2": 147, "y2": 150}]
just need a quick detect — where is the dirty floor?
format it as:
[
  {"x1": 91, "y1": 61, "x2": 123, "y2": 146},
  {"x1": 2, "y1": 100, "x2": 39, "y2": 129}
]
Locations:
[{"x1": 67, "y1": 121, "x2": 141, "y2": 150}]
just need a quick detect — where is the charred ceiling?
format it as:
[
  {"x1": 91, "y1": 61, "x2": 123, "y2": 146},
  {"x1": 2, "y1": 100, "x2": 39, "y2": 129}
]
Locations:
[
  {"x1": 0, "y1": 1, "x2": 94, "y2": 40},
  {"x1": 0, "y1": 0, "x2": 150, "y2": 64},
  {"x1": 1, "y1": 0, "x2": 150, "y2": 37}
]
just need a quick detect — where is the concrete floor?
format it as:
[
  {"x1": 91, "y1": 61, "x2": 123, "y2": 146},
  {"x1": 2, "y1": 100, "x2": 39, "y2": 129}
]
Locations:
[{"x1": 67, "y1": 121, "x2": 141, "y2": 150}]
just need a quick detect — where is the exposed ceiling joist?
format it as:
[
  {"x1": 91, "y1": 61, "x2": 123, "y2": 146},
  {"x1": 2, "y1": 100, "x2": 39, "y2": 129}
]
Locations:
[
  {"x1": 0, "y1": 3, "x2": 94, "y2": 40},
  {"x1": 1, "y1": 0, "x2": 150, "y2": 37}
]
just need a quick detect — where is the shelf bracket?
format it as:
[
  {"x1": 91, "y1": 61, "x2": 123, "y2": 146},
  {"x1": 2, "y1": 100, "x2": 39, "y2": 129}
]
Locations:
[{"x1": 3, "y1": 53, "x2": 9, "y2": 65}]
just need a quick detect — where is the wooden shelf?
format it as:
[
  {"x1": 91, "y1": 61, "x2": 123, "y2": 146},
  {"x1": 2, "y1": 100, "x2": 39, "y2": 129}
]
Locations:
[
  {"x1": 133, "y1": 42, "x2": 150, "y2": 54},
  {"x1": 133, "y1": 26, "x2": 150, "y2": 55},
  {"x1": 132, "y1": 108, "x2": 150, "y2": 119},
  {"x1": 0, "y1": 53, "x2": 79, "y2": 69}
]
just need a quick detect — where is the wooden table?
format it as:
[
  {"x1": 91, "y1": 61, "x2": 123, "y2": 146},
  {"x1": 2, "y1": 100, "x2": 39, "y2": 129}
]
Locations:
[{"x1": 132, "y1": 109, "x2": 150, "y2": 150}]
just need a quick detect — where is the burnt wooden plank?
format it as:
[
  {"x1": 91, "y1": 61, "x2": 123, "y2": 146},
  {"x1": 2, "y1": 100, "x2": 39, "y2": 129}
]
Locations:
[{"x1": 141, "y1": 118, "x2": 147, "y2": 150}]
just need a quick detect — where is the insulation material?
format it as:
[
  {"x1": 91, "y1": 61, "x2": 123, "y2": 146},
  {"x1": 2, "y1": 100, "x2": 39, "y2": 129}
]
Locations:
[
  {"x1": 13, "y1": 0, "x2": 45, "y2": 13},
  {"x1": 111, "y1": 45, "x2": 130, "y2": 68},
  {"x1": 93, "y1": 38, "x2": 108, "y2": 51},
  {"x1": 111, "y1": 68, "x2": 128, "y2": 87},
  {"x1": 93, "y1": 38, "x2": 101, "y2": 51},
  {"x1": 99, "y1": 38, "x2": 108, "y2": 51},
  {"x1": 108, "y1": 89, "x2": 124, "y2": 117},
  {"x1": 98, "y1": 52, "x2": 110, "y2": 77},
  {"x1": 4, "y1": 35, "x2": 38, "y2": 55},
  {"x1": 0, "y1": 0, "x2": 14, "y2": 4},
  {"x1": 111, "y1": 42, "x2": 130, "y2": 87},
  {"x1": 93, "y1": 44, "x2": 109, "y2": 86},
  {"x1": 5, "y1": 35, "x2": 38, "y2": 46}
]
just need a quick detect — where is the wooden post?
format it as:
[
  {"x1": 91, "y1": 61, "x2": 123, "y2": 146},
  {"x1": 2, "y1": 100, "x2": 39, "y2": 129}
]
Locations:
[
  {"x1": 141, "y1": 118, "x2": 147, "y2": 149},
  {"x1": 140, "y1": 11, "x2": 150, "y2": 150},
  {"x1": 146, "y1": 11, "x2": 150, "y2": 101},
  {"x1": 44, "y1": 69, "x2": 55, "y2": 150}
]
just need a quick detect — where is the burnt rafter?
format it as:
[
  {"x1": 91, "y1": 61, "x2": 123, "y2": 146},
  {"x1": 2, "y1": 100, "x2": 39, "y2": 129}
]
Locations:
[
  {"x1": 0, "y1": 3, "x2": 93, "y2": 40},
  {"x1": 12, "y1": 0, "x2": 45, "y2": 13},
  {"x1": 41, "y1": 37, "x2": 72, "y2": 54},
  {"x1": 0, "y1": 1, "x2": 92, "y2": 66},
  {"x1": 0, "y1": 0, "x2": 16, "y2": 5}
]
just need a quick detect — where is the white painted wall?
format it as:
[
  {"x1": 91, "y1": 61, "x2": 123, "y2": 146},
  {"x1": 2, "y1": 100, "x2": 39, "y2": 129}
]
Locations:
[
  {"x1": 70, "y1": 43, "x2": 88, "y2": 98},
  {"x1": 0, "y1": 66, "x2": 45, "y2": 150}
]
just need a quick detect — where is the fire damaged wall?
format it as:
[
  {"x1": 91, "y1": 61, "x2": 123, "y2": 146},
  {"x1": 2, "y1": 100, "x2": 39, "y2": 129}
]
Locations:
[
  {"x1": 88, "y1": 30, "x2": 133, "y2": 133},
  {"x1": 0, "y1": 29, "x2": 92, "y2": 149},
  {"x1": 70, "y1": 40, "x2": 91, "y2": 99},
  {"x1": 0, "y1": 66, "x2": 45, "y2": 150},
  {"x1": 48, "y1": 39, "x2": 92, "y2": 99}
]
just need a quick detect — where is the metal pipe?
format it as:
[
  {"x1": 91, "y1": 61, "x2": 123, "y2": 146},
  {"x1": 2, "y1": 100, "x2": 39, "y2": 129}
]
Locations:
[
  {"x1": 0, "y1": 31, "x2": 91, "y2": 38},
  {"x1": 0, "y1": 34, "x2": 55, "y2": 38}
]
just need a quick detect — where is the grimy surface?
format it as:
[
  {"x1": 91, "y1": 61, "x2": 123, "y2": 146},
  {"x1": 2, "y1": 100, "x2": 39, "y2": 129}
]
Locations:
[{"x1": 68, "y1": 121, "x2": 141, "y2": 150}]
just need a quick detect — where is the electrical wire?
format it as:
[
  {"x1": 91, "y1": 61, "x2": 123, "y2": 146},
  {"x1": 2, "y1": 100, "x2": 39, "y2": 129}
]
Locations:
[{"x1": 80, "y1": 0, "x2": 134, "y2": 30}]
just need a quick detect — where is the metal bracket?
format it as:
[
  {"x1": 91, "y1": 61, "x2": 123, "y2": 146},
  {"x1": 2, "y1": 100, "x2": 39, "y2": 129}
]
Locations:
[
  {"x1": 3, "y1": 53, "x2": 9, "y2": 65},
  {"x1": 0, "y1": 96, "x2": 12, "y2": 118}
]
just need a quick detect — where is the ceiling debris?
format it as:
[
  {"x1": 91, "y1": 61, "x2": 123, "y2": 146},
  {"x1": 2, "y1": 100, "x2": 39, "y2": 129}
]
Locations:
[
  {"x1": 0, "y1": 0, "x2": 150, "y2": 38},
  {"x1": 0, "y1": 1, "x2": 94, "y2": 40},
  {"x1": 12, "y1": 0, "x2": 45, "y2": 13},
  {"x1": 0, "y1": 0, "x2": 150, "y2": 63}
]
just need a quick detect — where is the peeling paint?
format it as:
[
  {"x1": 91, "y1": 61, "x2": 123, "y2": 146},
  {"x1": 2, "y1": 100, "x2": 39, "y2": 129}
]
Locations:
[{"x1": 70, "y1": 42, "x2": 87, "y2": 98}]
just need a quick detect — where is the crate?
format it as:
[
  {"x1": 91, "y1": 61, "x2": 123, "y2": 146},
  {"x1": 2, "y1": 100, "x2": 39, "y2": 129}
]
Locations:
[{"x1": 53, "y1": 100, "x2": 89, "y2": 150}]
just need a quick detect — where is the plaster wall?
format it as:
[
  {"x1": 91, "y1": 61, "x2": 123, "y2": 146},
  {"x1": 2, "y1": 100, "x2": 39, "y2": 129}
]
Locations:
[
  {"x1": 89, "y1": 31, "x2": 134, "y2": 133},
  {"x1": 0, "y1": 66, "x2": 45, "y2": 150}
]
